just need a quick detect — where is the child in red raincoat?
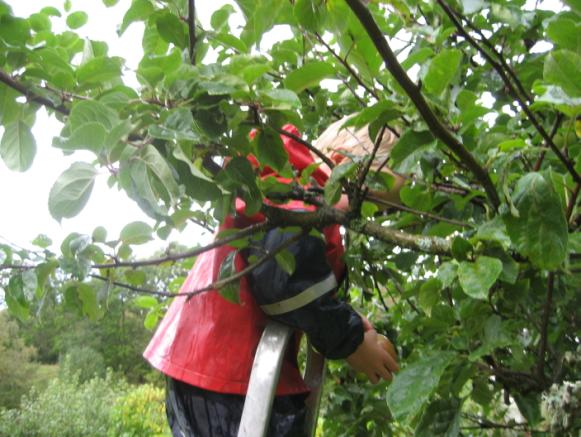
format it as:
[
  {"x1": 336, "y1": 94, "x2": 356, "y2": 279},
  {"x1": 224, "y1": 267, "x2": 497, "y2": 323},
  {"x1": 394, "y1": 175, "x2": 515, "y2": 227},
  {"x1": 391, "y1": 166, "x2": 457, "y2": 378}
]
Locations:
[{"x1": 144, "y1": 125, "x2": 398, "y2": 436}]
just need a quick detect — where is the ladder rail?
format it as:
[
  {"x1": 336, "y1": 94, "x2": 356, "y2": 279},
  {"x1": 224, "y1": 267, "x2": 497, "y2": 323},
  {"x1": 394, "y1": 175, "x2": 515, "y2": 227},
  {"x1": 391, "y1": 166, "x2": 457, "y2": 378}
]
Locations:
[{"x1": 237, "y1": 321, "x2": 326, "y2": 437}]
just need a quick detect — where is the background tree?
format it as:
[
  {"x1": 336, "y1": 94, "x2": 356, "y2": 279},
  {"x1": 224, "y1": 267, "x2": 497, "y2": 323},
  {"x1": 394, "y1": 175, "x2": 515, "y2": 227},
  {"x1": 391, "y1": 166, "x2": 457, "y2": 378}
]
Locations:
[{"x1": 0, "y1": 0, "x2": 580, "y2": 435}]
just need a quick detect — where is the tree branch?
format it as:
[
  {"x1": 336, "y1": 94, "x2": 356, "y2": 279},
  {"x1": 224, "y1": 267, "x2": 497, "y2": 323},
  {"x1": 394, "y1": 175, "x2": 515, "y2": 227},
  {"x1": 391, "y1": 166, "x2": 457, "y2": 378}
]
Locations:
[
  {"x1": 536, "y1": 272, "x2": 554, "y2": 380},
  {"x1": 344, "y1": 0, "x2": 501, "y2": 209},
  {"x1": 273, "y1": 125, "x2": 336, "y2": 170},
  {"x1": 93, "y1": 221, "x2": 272, "y2": 269},
  {"x1": 314, "y1": 32, "x2": 379, "y2": 100},
  {"x1": 187, "y1": 0, "x2": 197, "y2": 65},
  {"x1": 263, "y1": 204, "x2": 452, "y2": 255},
  {"x1": 91, "y1": 230, "x2": 304, "y2": 300},
  {"x1": 436, "y1": 0, "x2": 581, "y2": 185},
  {"x1": 0, "y1": 69, "x2": 70, "y2": 115},
  {"x1": 566, "y1": 183, "x2": 580, "y2": 224}
]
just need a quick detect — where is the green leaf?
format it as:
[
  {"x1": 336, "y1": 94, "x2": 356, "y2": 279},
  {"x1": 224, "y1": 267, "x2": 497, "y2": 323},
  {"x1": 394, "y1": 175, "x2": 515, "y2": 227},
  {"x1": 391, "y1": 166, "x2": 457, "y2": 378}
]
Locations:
[
  {"x1": 275, "y1": 249, "x2": 296, "y2": 275},
  {"x1": 451, "y1": 237, "x2": 473, "y2": 261},
  {"x1": 458, "y1": 256, "x2": 503, "y2": 300},
  {"x1": 503, "y1": 173, "x2": 568, "y2": 269},
  {"x1": 66, "y1": 11, "x2": 88, "y2": 29},
  {"x1": 218, "y1": 251, "x2": 240, "y2": 304},
  {"x1": 0, "y1": 83, "x2": 20, "y2": 125},
  {"x1": 211, "y1": 4, "x2": 235, "y2": 31},
  {"x1": 0, "y1": 16, "x2": 30, "y2": 46},
  {"x1": 120, "y1": 0, "x2": 154, "y2": 35},
  {"x1": 389, "y1": 130, "x2": 435, "y2": 173},
  {"x1": 29, "y1": 13, "x2": 52, "y2": 32},
  {"x1": 401, "y1": 47, "x2": 434, "y2": 70},
  {"x1": 544, "y1": 50, "x2": 581, "y2": 97},
  {"x1": 498, "y1": 138, "x2": 527, "y2": 152},
  {"x1": 424, "y1": 49, "x2": 462, "y2": 95},
  {"x1": 133, "y1": 295, "x2": 158, "y2": 308},
  {"x1": 414, "y1": 398, "x2": 461, "y2": 437},
  {"x1": 120, "y1": 221, "x2": 153, "y2": 245},
  {"x1": 223, "y1": 157, "x2": 262, "y2": 215},
  {"x1": 254, "y1": 128, "x2": 289, "y2": 173},
  {"x1": 324, "y1": 161, "x2": 356, "y2": 205},
  {"x1": 258, "y1": 89, "x2": 301, "y2": 110},
  {"x1": 77, "y1": 57, "x2": 123, "y2": 84},
  {"x1": 144, "y1": 309, "x2": 161, "y2": 329},
  {"x1": 284, "y1": 61, "x2": 335, "y2": 93},
  {"x1": 69, "y1": 100, "x2": 117, "y2": 131},
  {"x1": 212, "y1": 33, "x2": 249, "y2": 54},
  {"x1": 6, "y1": 274, "x2": 30, "y2": 321},
  {"x1": 419, "y1": 278, "x2": 442, "y2": 316},
  {"x1": 437, "y1": 261, "x2": 457, "y2": 288},
  {"x1": 77, "y1": 283, "x2": 102, "y2": 320},
  {"x1": 386, "y1": 352, "x2": 455, "y2": 422},
  {"x1": 294, "y1": 0, "x2": 326, "y2": 32},
  {"x1": 0, "y1": 121, "x2": 37, "y2": 171},
  {"x1": 140, "y1": 144, "x2": 180, "y2": 203},
  {"x1": 546, "y1": 17, "x2": 581, "y2": 52},
  {"x1": 92, "y1": 226, "x2": 107, "y2": 242},
  {"x1": 60, "y1": 122, "x2": 107, "y2": 153},
  {"x1": 32, "y1": 234, "x2": 52, "y2": 248},
  {"x1": 103, "y1": 0, "x2": 120, "y2": 6},
  {"x1": 48, "y1": 162, "x2": 98, "y2": 221},
  {"x1": 156, "y1": 12, "x2": 186, "y2": 48},
  {"x1": 563, "y1": 0, "x2": 581, "y2": 16}
]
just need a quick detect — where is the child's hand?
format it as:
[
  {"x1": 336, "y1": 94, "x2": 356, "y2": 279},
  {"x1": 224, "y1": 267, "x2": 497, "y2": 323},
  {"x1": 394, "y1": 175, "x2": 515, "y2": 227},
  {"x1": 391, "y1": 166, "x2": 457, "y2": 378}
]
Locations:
[{"x1": 346, "y1": 329, "x2": 399, "y2": 384}]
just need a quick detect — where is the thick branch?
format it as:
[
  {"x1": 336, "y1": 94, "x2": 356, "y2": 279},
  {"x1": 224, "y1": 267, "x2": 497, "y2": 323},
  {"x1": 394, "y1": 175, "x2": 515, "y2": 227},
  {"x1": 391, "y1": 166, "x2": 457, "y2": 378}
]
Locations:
[
  {"x1": 0, "y1": 69, "x2": 70, "y2": 115},
  {"x1": 437, "y1": 0, "x2": 581, "y2": 185},
  {"x1": 345, "y1": 0, "x2": 500, "y2": 209},
  {"x1": 188, "y1": 0, "x2": 197, "y2": 65},
  {"x1": 263, "y1": 204, "x2": 452, "y2": 255}
]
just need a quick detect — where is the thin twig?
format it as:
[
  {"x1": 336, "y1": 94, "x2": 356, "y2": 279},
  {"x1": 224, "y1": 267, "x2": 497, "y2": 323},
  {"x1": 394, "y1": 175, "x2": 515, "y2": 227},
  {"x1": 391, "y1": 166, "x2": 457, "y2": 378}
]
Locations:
[
  {"x1": 536, "y1": 272, "x2": 554, "y2": 380},
  {"x1": 351, "y1": 125, "x2": 387, "y2": 214},
  {"x1": 187, "y1": 0, "x2": 197, "y2": 64},
  {"x1": 92, "y1": 231, "x2": 304, "y2": 300},
  {"x1": 314, "y1": 32, "x2": 379, "y2": 99},
  {"x1": 566, "y1": 183, "x2": 580, "y2": 223},
  {"x1": 272, "y1": 126, "x2": 336, "y2": 170},
  {"x1": 94, "y1": 221, "x2": 272, "y2": 269},
  {"x1": 366, "y1": 194, "x2": 473, "y2": 227},
  {"x1": 345, "y1": 0, "x2": 501, "y2": 209},
  {"x1": 437, "y1": 0, "x2": 581, "y2": 185}
]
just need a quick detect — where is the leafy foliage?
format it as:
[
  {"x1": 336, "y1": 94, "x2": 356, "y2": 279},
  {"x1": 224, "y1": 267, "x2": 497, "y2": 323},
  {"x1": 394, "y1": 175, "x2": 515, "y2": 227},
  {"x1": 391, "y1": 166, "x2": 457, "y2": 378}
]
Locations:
[{"x1": 0, "y1": 0, "x2": 580, "y2": 434}]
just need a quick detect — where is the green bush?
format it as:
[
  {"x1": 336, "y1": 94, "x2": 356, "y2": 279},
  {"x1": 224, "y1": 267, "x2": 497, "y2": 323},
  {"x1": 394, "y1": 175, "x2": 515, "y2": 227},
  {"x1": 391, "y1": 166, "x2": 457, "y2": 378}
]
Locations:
[
  {"x1": 58, "y1": 345, "x2": 106, "y2": 383},
  {"x1": 108, "y1": 384, "x2": 171, "y2": 437},
  {"x1": 0, "y1": 311, "x2": 39, "y2": 409},
  {"x1": 0, "y1": 370, "x2": 127, "y2": 437}
]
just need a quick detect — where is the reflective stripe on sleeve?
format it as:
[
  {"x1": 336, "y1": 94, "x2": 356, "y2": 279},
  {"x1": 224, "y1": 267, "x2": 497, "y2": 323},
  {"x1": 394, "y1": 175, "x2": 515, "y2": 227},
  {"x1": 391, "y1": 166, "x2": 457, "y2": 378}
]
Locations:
[{"x1": 259, "y1": 273, "x2": 338, "y2": 316}]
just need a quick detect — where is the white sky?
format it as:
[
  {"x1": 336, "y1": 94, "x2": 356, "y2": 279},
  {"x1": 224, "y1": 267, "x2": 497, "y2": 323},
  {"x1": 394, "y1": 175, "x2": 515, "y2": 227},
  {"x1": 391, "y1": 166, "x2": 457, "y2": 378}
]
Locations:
[{"x1": 0, "y1": 0, "x2": 233, "y2": 254}]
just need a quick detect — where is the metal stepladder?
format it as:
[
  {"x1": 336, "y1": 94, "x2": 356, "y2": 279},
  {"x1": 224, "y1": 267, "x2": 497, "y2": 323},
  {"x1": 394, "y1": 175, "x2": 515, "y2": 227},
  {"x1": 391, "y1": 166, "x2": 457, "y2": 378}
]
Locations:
[{"x1": 237, "y1": 321, "x2": 326, "y2": 437}]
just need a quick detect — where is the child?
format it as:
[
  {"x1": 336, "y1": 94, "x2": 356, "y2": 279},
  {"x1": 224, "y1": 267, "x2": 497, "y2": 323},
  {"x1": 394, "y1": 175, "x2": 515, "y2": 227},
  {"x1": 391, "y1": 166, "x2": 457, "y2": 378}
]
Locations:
[{"x1": 144, "y1": 125, "x2": 399, "y2": 436}]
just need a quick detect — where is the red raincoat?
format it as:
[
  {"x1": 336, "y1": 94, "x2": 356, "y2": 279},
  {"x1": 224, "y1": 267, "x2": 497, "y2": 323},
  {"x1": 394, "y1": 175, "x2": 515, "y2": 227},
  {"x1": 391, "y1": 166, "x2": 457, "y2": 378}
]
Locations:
[{"x1": 144, "y1": 125, "x2": 344, "y2": 396}]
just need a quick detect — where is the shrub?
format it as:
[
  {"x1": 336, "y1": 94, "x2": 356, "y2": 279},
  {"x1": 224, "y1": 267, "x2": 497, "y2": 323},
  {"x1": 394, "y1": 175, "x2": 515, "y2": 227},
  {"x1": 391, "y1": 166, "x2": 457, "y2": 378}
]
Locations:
[
  {"x1": 58, "y1": 345, "x2": 106, "y2": 383},
  {"x1": 0, "y1": 370, "x2": 127, "y2": 437},
  {"x1": 108, "y1": 384, "x2": 171, "y2": 437}
]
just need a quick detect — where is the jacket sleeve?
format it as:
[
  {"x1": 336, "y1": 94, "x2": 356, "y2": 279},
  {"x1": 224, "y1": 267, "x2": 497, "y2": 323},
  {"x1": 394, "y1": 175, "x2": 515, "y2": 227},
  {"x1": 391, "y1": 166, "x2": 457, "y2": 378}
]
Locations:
[{"x1": 246, "y1": 228, "x2": 364, "y2": 360}]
